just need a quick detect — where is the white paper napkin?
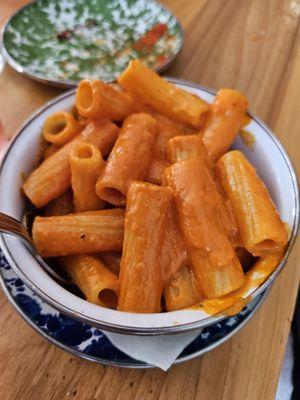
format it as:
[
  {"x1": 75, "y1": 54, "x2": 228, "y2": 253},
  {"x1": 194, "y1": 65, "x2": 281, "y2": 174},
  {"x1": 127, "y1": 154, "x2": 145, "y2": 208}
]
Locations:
[{"x1": 104, "y1": 329, "x2": 202, "y2": 370}]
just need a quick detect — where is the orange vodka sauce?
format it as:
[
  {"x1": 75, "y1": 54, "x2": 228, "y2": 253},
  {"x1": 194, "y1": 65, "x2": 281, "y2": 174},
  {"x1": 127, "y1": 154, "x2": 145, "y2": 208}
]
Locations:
[
  {"x1": 191, "y1": 252, "x2": 284, "y2": 316},
  {"x1": 239, "y1": 129, "x2": 256, "y2": 149},
  {"x1": 167, "y1": 159, "x2": 235, "y2": 266}
]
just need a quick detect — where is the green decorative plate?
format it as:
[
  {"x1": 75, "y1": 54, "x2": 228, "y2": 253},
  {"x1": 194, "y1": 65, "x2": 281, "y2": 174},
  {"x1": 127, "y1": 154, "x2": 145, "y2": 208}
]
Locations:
[{"x1": 1, "y1": 0, "x2": 183, "y2": 87}]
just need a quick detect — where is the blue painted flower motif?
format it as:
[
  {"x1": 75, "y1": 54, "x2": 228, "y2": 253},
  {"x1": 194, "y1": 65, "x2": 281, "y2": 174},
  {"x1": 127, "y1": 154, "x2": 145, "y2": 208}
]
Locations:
[{"x1": 0, "y1": 249, "x2": 262, "y2": 367}]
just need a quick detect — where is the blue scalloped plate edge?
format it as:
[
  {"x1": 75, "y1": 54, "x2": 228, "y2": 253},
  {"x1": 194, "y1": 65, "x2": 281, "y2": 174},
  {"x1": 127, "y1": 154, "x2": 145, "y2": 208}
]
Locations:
[{"x1": 0, "y1": 250, "x2": 268, "y2": 368}]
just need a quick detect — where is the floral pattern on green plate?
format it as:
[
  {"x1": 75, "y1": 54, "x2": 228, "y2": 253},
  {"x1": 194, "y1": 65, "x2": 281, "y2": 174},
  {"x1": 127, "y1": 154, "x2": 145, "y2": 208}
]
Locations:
[{"x1": 2, "y1": 0, "x2": 183, "y2": 87}]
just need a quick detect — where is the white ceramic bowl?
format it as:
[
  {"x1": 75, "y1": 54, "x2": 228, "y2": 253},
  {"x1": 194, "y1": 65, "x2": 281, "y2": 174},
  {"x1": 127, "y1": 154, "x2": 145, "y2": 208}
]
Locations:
[{"x1": 0, "y1": 79, "x2": 298, "y2": 335}]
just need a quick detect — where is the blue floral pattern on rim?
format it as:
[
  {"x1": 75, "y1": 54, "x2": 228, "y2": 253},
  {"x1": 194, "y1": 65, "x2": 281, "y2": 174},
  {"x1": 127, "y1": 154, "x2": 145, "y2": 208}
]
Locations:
[{"x1": 0, "y1": 249, "x2": 265, "y2": 367}]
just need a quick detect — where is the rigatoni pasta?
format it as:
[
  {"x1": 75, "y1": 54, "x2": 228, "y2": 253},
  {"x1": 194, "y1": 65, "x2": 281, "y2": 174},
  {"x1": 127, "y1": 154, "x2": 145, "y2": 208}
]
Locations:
[
  {"x1": 163, "y1": 159, "x2": 245, "y2": 298},
  {"x1": 45, "y1": 191, "x2": 73, "y2": 216},
  {"x1": 23, "y1": 120, "x2": 119, "y2": 207},
  {"x1": 166, "y1": 134, "x2": 207, "y2": 164},
  {"x1": 76, "y1": 79, "x2": 139, "y2": 120},
  {"x1": 61, "y1": 255, "x2": 119, "y2": 308},
  {"x1": 147, "y1": 114, "x2": 188, "y2": 184},
  {"x1": 43, "y1": 111, "x2": 82, "y2": 146},
  {"x1": 165, "y1": 138, "x2": 240, "y2": 246},
  {"x1": 32, "y1": 209, "x2": 124, "y2": 257},
  {"x1": 96, "y1": 113, "x2": 157, "y2": 206},
  {"x1": 118, "y1": 181, "x2": 172, "y2": 313},
  {"x1": 70, "y1": 142, "x2": 105, "y2": 212},
  {"x1": 99, "y1": 252, "x2": 121, "y2": 275},
  {"x1": 118, "y1": 60, "x2": 209, "y2": 128},
  {"x1": 202, "y1": 89, "x2": 248, "y2": 163},
  {"x1": 198, "y1": 252, "x2": 284, "y2": 316},
  {"x1": 164, "y1": 267, "x2": 202, "y2": 311},
  {"x1": 22, "y1": 60, "x2": 288, "y2": 314},
  {"x1": 215, "y1": 150, "x2": 288, "y2": 256},
  {"x1": 160, "y1": 200, "x2": 188, "y2": 285}
]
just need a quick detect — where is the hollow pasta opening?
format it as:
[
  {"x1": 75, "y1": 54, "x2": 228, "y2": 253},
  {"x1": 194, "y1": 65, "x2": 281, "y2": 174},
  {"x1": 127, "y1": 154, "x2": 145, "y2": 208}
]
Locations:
[
  {"x1": 98, "y1": 289, "x2": 118, "y2": 309},
  {"x1": 75, "y1": 144, "x2": 94, "y2": 159},
  {"x1": 256, "y1": 239, "x2": 278, "y2": 251},
  {"x1": 98, "y1": 187, "x2": 126, "y2": 206},
  {"x1": 47, "y1": 116, "x2": 67, "y2": 135}
]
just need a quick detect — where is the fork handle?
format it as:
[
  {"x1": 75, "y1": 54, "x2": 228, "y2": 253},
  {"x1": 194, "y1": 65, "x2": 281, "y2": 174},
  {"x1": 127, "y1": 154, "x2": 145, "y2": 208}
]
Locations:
[
  {"x1": 0, "y1": 212, "x2": 32, "y2": 244},
  {"x1": 0, "y1": 212, "x2": 71, "y2": 285}
]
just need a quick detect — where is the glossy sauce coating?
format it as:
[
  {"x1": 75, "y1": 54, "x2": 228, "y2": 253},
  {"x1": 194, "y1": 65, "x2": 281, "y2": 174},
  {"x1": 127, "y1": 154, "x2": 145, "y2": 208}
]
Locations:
[
  {"x1": 165, "y1": 159, "x2": 235, "y2": 265},
  {"x1": 160, "y1": 199, "x2": 189, "y2": 285},
  {"x1": 195, "y1": 252, "x2": 283, "y2": 316},
  {"x1": 118, "y1": 182, "x2": 172, "y2": 313},
  {"x1": 147, "y1": 114, "x2": 189, "y2": 184},
  {"x1": 163, "y1": 158, "x2": 245, "y2": 298},
  {"x1": 96, "y1": 113, "x2": 157, "y2": 206},
  {"x1": 216, "y1": 151, "x2": 288, "y2": 256},
  {"x1": 202, "y1": 89, "x2": 248, "y2": 163},
  {"x1": 23, "y1": 120, "x2": 119, "y2": 207}
]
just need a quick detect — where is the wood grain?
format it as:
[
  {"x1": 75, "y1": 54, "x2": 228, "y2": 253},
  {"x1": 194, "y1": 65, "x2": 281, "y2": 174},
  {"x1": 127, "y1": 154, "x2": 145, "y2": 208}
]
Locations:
[{"x1": 0, "y1": 1, "x2": 299, "y2": 399}]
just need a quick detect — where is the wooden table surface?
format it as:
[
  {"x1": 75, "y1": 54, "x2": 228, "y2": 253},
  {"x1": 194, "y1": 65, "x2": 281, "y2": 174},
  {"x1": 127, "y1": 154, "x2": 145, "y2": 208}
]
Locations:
[{"x1": 0, "y1": 1, "x2": 299, "y2": 399}]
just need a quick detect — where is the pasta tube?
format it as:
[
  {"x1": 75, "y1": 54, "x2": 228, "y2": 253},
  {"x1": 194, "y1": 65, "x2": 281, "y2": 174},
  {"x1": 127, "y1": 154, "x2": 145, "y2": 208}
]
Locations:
[
  {"x1": 61, "y1": 255, "x2": 119, "y2": 308},
  {"x1": 96, "y1": 113, "x2": 157, "y2": 206},
  {"x1": 164, "y1": 267, "x2": 202, "y2": 311},
  {"x1": 99, "y1": 252, "x2": 121, "y2": 275},
  {"x1": 146, "y1": 158, "x2": 169, "y2": 185},
  {"x1": 153, "y1": 114, "x2": 188, "y2": 159},
  {"x1": 160, "y1": 200, "x2": 188, "y2": 284},
  {"x1": 70, "y1": 142, "x2": 105, "y2": 212},
  {"x1": 118, "y1": 60, "x2": 209, "y2": 128},
  {"x1": 76, "y1": 80, "x2": 139, "y2": 120},
  {"x1": 245, "y1": 252, "x2": 283, "y2": 288},
  {"x1": 163, "y1": 159, "x2": 245, "y2": 298},
  {"x1": 118, "y1": 181, "x2": 172, "y2": 313},
  {"x1": 70, "y1": 105, "x2": 88, "y2": 127},
  {"x1": 199, "y1": 252, "x2": 283, "y2": 316},
  {"x1": 164, "y1": 135, "x2": 243, "y2": 243},
  {"x1": 45, "y1": 191, "x2": 73, "y2": 216},
  {"x1": 165, "y1": 144, "x2": 239, "y2": 245},
  {"x1": 32, "y1": 208, "x2": 124, "y2": 257},
  {"x1": 202, "y1": 89, "x2": 248, "y2": 163},
  {"x1": 43, "y1": 111, "x2": 82, "y2": 146},
  {"x1": 166, "y1": 134, "x2": 207, "y2": 164},
  {"x1": 215, "y1": 150, "x2": 288, "y2": 256},
  {"x1": 23, "y1": 120, "x2": 119, "y2": 208},
  {"x1": 147, "y1": 114, "x2": 188, "y2": 184}
]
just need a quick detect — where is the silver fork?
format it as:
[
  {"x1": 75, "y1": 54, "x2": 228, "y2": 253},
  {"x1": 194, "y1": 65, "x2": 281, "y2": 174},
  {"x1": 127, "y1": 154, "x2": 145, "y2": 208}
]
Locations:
[{"x1": 0, "y1": 212, "x2": 70, "y2": 285}]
